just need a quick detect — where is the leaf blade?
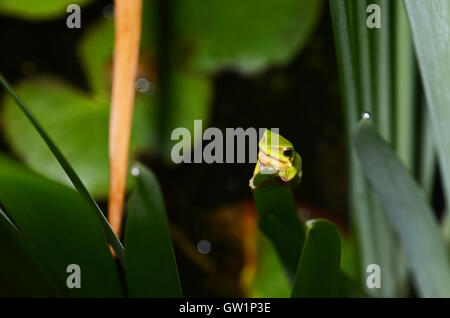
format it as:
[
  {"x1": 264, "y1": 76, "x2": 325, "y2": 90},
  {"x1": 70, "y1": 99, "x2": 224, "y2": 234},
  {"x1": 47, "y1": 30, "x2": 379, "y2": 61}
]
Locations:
[
  {"x1": 353, "y1": 121, "x2": 450, "y2": 297},
  {"x1": 0, "y1": 73, "x2": 124, "y2": 263},
  {"x1": 290, "y1": 219, "x2": 341, "y2": 298},
  {"x1": 124, "y1": 163, "x2": 182, "y2": 297},
  {"x1": 0, "y1": 156, "x2": 123, "y2": 297}
]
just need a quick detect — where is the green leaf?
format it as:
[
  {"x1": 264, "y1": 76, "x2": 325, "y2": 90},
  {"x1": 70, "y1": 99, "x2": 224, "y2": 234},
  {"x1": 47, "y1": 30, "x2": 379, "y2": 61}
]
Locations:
[
  {"x1": 0, "y1": 73, "x2": 124, "y2": 264},
  {"x1": 0, "y1": 156, "x2": 123, "y2": 297},
  {"x1": 253, "y1": 185, "x2": 305, "y2": 278},
  {"x1": 174, "y1": 0, "x2": 324, "y2": 73},
  {"x1": 0, "y1": 207, "x2": 65, "y2": 297},
  {"x1": 2, "y1": 78, "x2": 110, "y2": 197},
  {"x1": 353, "y1": 121, "x2": 450, "y2": 297},
  {"x1": 1, "y1": 78, "x2": 150, "y2": 198},
  {"x1": 0, "y1": 0, "x2": 92, "y2": 20},
  {"x1": 78, "y1": 19, "x2": 115, "y2": 95},
  {"x1": 249, "y1": 232, "x2": 290, "y2": 298},
  {"x1": 290, "y1": 219, "x2": 341, "y2": 298},
  {"x1": 330, "y1": 0, "x2": 409, "y2": 297},
  {"x1": 158, "y1": 71, "x2": 213, "y2": 159},
  {"x1": 124, "y1": 163, "x2": 182, "y2": 298},
  {"x1": 330, "y1": 0, "x2": 378, "y2": 292},
  {"x1": 404, "y1": 0, "x2": 450, "y2": 227}
]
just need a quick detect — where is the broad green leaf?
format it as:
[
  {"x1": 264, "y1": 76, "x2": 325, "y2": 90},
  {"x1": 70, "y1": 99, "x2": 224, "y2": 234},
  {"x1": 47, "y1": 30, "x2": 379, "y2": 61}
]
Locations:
[
  {"x1": 0, "y1": 74, "x2": 124, "y2": 265},
  {"x1": 174, "y1": 0, "x2": 324, "y2": 73},
  {"x1": 253, "y1": 185, "x2": 305, "y2": 278},
  {"x1": 0, "y1": 156, "x2": 123, "y2": 297},
  {"x1": 291, "y1": 219, "x2": 341, "y2": 298},
  {"x1": 354, "y1": 121, "x2": 450, "y2": 297},
  {"x1": 124, "y1": 163, "x2": 182, "y2": 298},
  {"x1": 2, "y1": 78, "x2": 150, "y2": 198},
  {"x1": 250, "y1": 232, "x2": 290, "y2": 298},
  {"x1": 404, "y1": 0, "x2": 450, "y2": 227},
  {"x1": 0, "y1": 0, "x2": 92, "y2": 20},
  {"x1": 2, "y1": 79, "x2": 110, "y2": 197},
  {"x1": 0, "y1": 207, "x2": 65, "y2": 297}
]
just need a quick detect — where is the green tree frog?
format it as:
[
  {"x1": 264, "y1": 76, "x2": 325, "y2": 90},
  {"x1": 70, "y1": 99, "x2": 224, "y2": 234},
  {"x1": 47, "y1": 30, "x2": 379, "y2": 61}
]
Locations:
[{"x1": 249, "y1": 129, "x2": 302, "y2": 190}]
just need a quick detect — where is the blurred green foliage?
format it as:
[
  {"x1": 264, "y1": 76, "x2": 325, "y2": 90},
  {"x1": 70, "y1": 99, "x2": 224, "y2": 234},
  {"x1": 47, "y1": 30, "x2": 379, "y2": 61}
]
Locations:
[
  {"x1": 173, "y1": 0, "x2": 324, "y2": 73},
  {"x1": 0, "y1": 0, "x2": 92, "y2": 20}
]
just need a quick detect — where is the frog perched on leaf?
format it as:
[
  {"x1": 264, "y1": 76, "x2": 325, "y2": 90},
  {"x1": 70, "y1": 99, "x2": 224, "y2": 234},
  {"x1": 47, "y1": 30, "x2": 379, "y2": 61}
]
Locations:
[{"x1": 249, "y1": 130, "x2": 302, "y2": 190}]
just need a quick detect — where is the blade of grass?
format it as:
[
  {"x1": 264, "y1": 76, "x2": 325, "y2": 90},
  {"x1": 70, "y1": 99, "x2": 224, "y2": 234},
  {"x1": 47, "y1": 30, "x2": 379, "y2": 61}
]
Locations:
[
  {"x1": 330, "y1": 0, "x2": 374, "y2": 291},
  {"x1": 0, "y1": 73, "x2": 124, "y2": 263},
  {"x1": 330, "y1": 0, "x2": 405, "y2": 297},
  {"x1": 331, "y1": 0, "x2": 410, "y2": 297},
  {"x1": 370, "y1": 0, "x2": 391, "y2": 140},
  {"x1": 354, "y1": 120, "x2": 450, "y2": 297},
  {"x1": 404, "y1": 0, "x2": 450, "y2": 228},
  {"x1": 393, "y1": 0, "x2": 415, "y2": 169},
  {"x1": 418, "y1": 106, "x2": 436, "y2": 201}
]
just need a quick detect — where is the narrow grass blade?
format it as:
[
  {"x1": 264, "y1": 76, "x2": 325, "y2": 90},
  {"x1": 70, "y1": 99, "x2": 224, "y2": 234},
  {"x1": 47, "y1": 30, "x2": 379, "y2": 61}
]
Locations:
[
  {"x1": 291, "y1": 219, "x2": 341, "y2": 298},
  {"x1": 393, "y1": 0, "x2": 415, "y2": 169},
  {"x1": 404, "y1": 0, "x2": 450, "y2": 226},
  {"x1": 354, "y1": 121, "x2": 450, "y2": 297},
  {"x1": 0, "y1": 73, "x2": 124, "y2": 263},
  {"x1": 331, "y1": 0, "x2": 411, "y2": 297},
  {"x1": 330, "y1": 0, "x2": 373, "y2": 288},
  {"x1": 418, "y1": 106, "x2": 436, "y2": 201},
  {"x1": 124, "y1": 163, "x2": 182, "y2": 297}
]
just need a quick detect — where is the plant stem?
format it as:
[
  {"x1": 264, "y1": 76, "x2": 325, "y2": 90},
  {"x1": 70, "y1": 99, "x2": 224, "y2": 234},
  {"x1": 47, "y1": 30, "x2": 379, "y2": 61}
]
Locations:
[{"x1": 108, "y1": 0, "x2": 143, "y2": 238}]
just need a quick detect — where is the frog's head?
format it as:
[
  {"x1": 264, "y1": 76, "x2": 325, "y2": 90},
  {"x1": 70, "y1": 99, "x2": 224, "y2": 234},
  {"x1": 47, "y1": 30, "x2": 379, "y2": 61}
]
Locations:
[{"x1": 258, "y1": 129, "x2": 295, "y2": 171}]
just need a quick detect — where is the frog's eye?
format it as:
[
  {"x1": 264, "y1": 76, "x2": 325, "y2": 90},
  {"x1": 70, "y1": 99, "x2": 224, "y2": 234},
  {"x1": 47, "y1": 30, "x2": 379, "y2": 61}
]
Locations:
[{"x1": 283, "y1": 148, "x2": 293, "y2": 158}]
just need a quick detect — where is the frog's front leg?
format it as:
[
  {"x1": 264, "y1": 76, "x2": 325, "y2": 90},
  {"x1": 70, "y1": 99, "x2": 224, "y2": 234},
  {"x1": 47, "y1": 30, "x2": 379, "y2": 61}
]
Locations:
[{"x1": 249, "y1": 160, "x2": 261, "y2": 190}]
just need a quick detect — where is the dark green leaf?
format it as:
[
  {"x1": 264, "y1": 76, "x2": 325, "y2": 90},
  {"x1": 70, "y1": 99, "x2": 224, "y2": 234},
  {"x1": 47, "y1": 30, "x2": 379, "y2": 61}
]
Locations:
[
  {"x1": 0, "y1": 207, "x2": 65, "y2": 297},
  {"x1": 253, "y1": 185, "x2": 305, "y2": 278},
  {"x1": 0, "y1": 156, "x2": 123, "y2": 297},
  {"x1": 290, "y1": 219, "x2": 341, "y2": 298},
  {"x1": 124, "y1": 163, "x2": 182, "y2": 297},
  {"x1": 0, "y1": 73, "x2": 124, "y2": 262}
]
